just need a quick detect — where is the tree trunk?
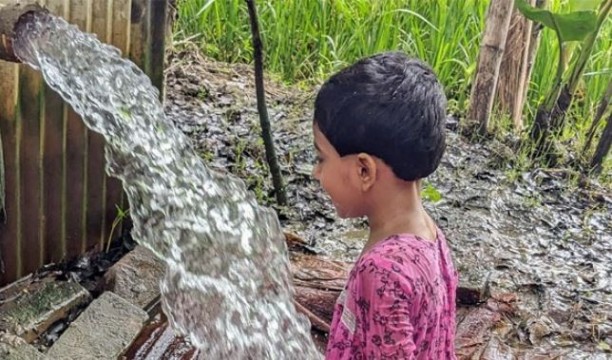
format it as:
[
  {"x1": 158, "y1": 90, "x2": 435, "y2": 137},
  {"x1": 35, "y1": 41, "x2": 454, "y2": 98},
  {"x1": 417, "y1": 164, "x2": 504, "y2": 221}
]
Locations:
[
  {"x1": 496, "y1": 0, "x2": 537, "y2": 131},
  {"x1": 468, "y1": 0, "x2": 514, "y2": 136},
  {"x1": 245, "y1": 0, "x2": 287, "y2": 206},
  {"x1": 591, "y1": 112, "x2": 612, "y2": 174}
]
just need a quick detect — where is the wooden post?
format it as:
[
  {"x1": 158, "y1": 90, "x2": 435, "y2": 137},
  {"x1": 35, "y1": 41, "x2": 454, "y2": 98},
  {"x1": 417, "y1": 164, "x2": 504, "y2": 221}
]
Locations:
[
  {"x1": 245, "y1": 0, "x2": 287, "y2": 206},
  {"x1": 513, "y1": 0, "x2": 539, "y2": 131},
  {"x1": 496, "y1": 3, "x2": 531, "y2": 128},
  {"x1": 467, "y1": 0, "x2": 514, "y2": 136},
  {"x1": 518, "y1": 0, "x2": 547, "y2": 130},
  {"x1": 496, "y1": 0, "x2": 545, "y2": 131}
]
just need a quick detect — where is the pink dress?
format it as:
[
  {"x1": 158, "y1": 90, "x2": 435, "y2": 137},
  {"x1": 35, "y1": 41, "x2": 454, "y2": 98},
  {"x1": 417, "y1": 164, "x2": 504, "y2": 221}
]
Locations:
[{"x1": 325, "y1": 231, "x2": 458, "y2": 359}]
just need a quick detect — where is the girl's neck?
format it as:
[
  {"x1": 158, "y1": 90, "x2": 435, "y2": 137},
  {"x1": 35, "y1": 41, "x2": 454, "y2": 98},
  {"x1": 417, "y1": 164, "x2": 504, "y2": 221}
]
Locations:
[{"x1": 361, "y1": 183, "x2": 436, "y2": 255}]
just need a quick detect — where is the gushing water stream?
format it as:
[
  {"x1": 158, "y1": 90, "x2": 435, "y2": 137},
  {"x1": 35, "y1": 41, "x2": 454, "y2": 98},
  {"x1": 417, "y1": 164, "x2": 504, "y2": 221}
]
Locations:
[{"x1": 14, "y1": 11, "x2": 320, "y2": 359}]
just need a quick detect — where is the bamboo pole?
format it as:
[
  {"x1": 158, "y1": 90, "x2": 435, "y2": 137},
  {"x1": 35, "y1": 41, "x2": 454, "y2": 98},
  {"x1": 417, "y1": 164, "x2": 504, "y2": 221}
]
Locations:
[{"x1": 467, "y1": 0, "x2": 514, "y2": 136}]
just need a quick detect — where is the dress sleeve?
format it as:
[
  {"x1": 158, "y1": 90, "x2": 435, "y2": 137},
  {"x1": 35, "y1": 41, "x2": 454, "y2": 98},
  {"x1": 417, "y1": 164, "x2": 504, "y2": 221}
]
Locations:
[{"x1": 352, "y1": 258, "x2": 417, "y2": 359}]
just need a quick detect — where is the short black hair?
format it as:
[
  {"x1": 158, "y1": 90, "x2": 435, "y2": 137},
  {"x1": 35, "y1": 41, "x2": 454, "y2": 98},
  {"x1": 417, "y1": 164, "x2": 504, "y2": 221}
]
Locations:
[{"x1": 314, "y1": 52, "x2": 446, "y2": 181}]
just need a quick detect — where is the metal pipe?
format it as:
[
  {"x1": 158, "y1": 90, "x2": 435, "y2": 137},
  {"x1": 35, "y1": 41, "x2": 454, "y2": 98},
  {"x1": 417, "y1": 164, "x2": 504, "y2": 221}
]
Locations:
[{"x1": 0, "y1": 1, "x2": 45, "y2": 62}]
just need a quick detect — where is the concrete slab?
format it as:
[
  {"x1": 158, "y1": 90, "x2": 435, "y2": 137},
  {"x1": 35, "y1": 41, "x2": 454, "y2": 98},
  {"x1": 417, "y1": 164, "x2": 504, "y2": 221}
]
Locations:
[
  {"x1": 0, "y1": 332, "x2": 48, "y2": 360},
  {"x1": 47, "y1": 291, "x2": 147, "y2": 360},
  {"x1": 0, "y1": 279, "x2": 91, "y2": 342},
  {"x1": 102, "y1": 245, "x2": 165, "y2": 309}
]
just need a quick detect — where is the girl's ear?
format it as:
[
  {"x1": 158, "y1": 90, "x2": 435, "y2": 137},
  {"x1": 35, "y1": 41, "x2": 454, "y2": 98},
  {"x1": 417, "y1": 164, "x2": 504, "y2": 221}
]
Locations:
[{"x1": 356, "y1": 153, "x2": 377, "y2": 191}]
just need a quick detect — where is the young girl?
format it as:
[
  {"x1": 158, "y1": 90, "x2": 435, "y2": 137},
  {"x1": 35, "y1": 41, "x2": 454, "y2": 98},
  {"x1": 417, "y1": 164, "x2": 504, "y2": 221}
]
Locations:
[{"x1": 312, "y1": 52, "x2": 458, "y2": 359}]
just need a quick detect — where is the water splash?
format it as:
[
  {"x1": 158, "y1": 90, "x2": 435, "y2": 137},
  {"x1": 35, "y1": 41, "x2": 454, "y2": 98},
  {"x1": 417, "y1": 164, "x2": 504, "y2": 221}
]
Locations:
[{"x1": 14, "y1": 11, "x2": 320, "y2": 359}]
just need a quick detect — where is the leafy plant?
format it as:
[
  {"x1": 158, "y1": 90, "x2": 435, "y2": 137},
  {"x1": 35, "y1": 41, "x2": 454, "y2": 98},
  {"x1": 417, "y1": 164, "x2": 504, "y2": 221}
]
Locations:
[
  {"x1": 515, "y1": 0, "x2": 610, "y2": 163},
  {"x1": 106, "y1": 205, "x2": 130, "y2": 252},
  {"x1": 422, "y1": 182, "x2": 442, "y2": 203}
]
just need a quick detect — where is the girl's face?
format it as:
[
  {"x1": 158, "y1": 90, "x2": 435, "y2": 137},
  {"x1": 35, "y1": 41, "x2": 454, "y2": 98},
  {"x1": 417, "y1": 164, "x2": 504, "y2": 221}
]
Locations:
[{"x1": 312, "y1": 124, "x2": 365, "y2": 218}]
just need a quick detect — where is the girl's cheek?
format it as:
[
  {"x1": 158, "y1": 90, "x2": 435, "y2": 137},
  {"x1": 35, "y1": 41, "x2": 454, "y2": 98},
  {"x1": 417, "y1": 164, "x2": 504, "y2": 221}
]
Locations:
[
  {"x1": 319, "y1": 175, "x2": 334, "y2": 196},
  {"x1": 312, "y1": 163, "x2": 322, "y2": 180}
]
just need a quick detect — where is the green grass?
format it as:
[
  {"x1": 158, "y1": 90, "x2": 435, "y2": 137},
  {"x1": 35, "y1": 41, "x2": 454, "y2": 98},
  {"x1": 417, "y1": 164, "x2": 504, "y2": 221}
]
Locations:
[
  {"x1": 175, "y1": 0, "x2": 486, "y2": 107},
  {"x1": 175, "y1": 0, "x2": 611, "y2": 176}
]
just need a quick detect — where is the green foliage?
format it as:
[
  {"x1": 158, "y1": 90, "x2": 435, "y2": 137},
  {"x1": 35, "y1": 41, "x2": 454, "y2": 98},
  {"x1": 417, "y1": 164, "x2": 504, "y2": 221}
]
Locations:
[
  {"x1": 528, "y1": 1, "x2": 610, "y2": 122},
  {"x1": 176, "y1": 0, "x2": 609, "y2": 123},
  {"x1": 175, "y1": 0, "x2": 611, "y2": 174},
  {"x1": 176, "y1": 0, "x2": 486, "y2": 107},
  {"x1": 516, "y1": 0, "x2": 597, "y2": 42},
  {"x1": 422, "y1": 182, "x2": 442, "y2": 203},
  {"x1": 569, "y1": 0, "x2": 601, "y2": 11},
  {"x1": 517, "y1": 0, "x2": 610, "y2": 165},
  {"x1": 106, "y1": 205, "x2": 129, "y2": 252}
]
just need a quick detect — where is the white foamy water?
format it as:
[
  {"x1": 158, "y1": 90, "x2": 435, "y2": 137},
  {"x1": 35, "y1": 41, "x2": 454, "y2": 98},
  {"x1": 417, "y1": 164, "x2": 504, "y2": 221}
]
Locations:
[{"x1": 14, "y1": 11, "x2": 320, "y2": 359}]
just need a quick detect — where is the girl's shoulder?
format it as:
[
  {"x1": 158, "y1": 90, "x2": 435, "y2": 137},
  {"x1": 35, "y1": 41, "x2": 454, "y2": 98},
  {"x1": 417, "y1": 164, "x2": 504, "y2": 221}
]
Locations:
[
  {"x1": 352, "y1": 235, "x2": 429, "y2": 277},
  {"x1": 354, "y1": 231, "x2": 453, "y2": 282},
  {"x1": 366, "y1": 233, "x2": 439, "y2": 262},
  {"x1": 349, "y1": 230, "x2": 457, "y2": 300}
]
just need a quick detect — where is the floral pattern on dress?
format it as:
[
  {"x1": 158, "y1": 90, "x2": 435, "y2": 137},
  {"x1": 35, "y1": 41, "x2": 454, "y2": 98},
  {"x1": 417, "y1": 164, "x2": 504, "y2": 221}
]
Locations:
[{"x1": 325, "y1": 230, "x2": 458, "y2": 360}]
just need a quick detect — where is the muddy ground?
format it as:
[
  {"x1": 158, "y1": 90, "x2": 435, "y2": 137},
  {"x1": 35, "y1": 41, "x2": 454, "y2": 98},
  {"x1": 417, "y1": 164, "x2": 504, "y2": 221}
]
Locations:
[{"x1": 163, "y1": 47, "x2": 611, "y2": 358}]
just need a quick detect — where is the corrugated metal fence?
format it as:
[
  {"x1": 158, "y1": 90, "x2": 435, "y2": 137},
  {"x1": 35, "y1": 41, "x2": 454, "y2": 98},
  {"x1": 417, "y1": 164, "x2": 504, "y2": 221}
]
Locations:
[{"x1": 0, "y1": 0, "x2": 168, "y2": 286}]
